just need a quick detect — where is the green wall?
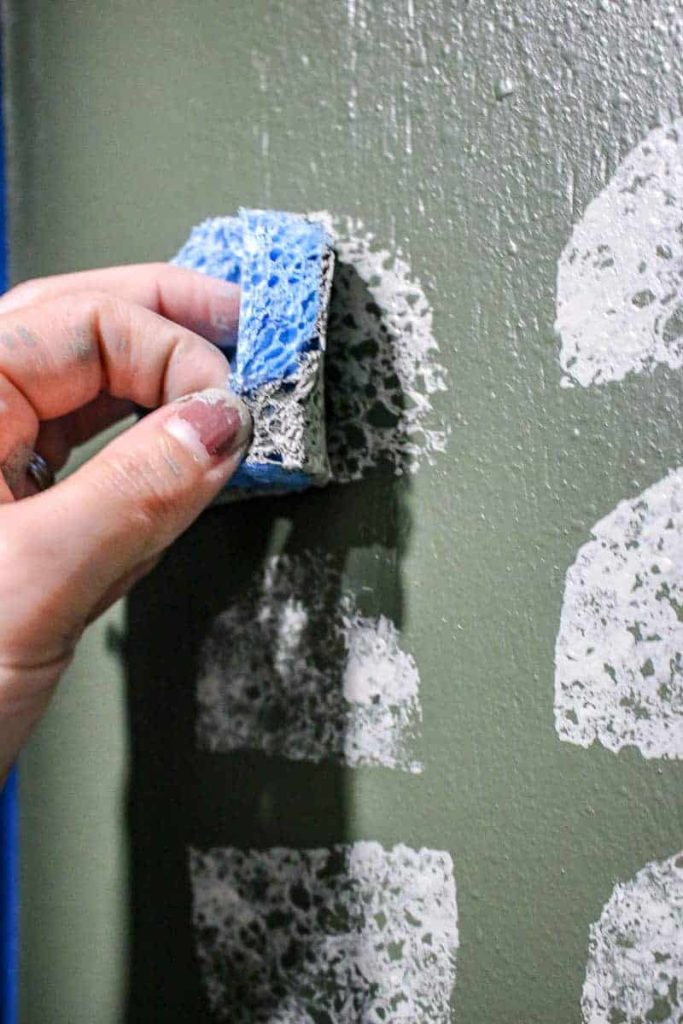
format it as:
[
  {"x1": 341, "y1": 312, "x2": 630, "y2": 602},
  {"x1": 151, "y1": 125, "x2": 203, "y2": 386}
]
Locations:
[{"x1": 6, "y1": 2, "x2": 682, "y2": 1022}]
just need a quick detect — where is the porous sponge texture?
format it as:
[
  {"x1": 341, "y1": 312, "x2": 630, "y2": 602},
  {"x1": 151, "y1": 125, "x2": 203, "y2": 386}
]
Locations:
[
  {"x1": 173, "y1": 216, "x2": 243, "y2": 288},
  {"x1": 236, "y1": 211, "x2": 329, "y2": 389},
  {"x1": 173, "y1": 209, "x2": 333, "y2": 495}
]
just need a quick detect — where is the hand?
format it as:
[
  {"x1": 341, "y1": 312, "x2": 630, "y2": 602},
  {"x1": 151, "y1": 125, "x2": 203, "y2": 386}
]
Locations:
[{"x1": 0, "y1": 263, "x2": 252, "y2": 779}]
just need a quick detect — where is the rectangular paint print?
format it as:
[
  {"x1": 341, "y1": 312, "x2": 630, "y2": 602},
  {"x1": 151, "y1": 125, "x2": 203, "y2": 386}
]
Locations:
[
  {"x1": 196, "y1": 552, "x2": 423, "y2": 772},
  {"x1": 188, "y1": 841, "x2": 458, "y2": 1023}
]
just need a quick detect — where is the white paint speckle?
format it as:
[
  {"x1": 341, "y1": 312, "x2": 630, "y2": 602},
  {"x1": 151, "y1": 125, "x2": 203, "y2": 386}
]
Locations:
[
  {"x1": 316, "y1": 213, "x2": 448, "y2": 481},
  {"x1": 189, "y1": 841, "x2": 458, "y2": 1023},
  {"x1": 494, "y1": 76, "x2": 515, "y2": 100},
  {"x1": 582, "y1": 851, "x2": 683, "y2": 1024},
  {"x1": 554, "y1": 468, "x2": 683, "y2": 759},
  {"x1": 197, "y1": 552, "x2": 423, "y2": 772},
  {"x1": 556, "y1": 119, "x2": 683, "y2": 387}
]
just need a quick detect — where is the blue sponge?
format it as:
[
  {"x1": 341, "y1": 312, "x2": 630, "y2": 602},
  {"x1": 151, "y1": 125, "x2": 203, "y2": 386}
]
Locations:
[
  {"x1": 173, "y1": 209, "x2": 334, "y2": 496},
  {"x1": 172, "y1": 216, "x2": 243, "y2": 288}
]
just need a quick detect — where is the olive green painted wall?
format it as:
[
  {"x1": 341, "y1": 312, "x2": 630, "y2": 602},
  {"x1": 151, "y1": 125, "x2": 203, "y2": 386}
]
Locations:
[{"x1": 5, "y1": 1, "x2": 683, "y2": 1022}]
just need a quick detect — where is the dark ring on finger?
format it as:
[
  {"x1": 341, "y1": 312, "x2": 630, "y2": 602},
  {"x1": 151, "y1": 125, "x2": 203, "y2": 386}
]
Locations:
[{"x1": 26, "y1": 451, "x2": 55, "y2": 492}]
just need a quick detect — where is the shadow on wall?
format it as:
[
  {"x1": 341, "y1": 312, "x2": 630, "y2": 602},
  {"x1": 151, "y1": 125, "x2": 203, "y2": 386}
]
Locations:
[{"x1": 122, "y1": 265, "x2": 414, "y2": 1022}]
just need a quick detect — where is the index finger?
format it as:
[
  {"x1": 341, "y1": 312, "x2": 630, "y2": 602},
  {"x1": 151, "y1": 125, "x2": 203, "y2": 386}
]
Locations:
[
  {"x1": 0, "y1": 263, "x2": 239, "y2": 347},
  {"x1": 0, "y1": 291, "x2": 234, "y2": 497}
]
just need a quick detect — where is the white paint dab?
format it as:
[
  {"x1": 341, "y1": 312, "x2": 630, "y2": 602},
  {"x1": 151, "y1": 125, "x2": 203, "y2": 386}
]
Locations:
[
  {"x1": 197, "y1": 552, "x2": 423, "y2": 772},
  {"x1": 189, "y1": 841, "x2": 458, "y2": 1023},
  {"x1": 556, "y1": 119, "x2": 683, "y2": 387},
  {"x1": 554, "y1": 468, "x2": 683, "y2": 759},
  {"x1": 582, "y1": 851, "x2": 683, "y2": 1024},
  {"x1": 315, "y1": 213, "x2": 448, "y2": 481}
]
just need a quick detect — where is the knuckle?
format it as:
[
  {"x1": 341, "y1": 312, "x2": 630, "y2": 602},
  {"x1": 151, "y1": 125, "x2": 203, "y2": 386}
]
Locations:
[
  {"x1": 8, "y1": 278, "x2": 39, "y2": 298},
  {"x1": 166, "y1": 325, "x2": 228, "y2": 377},
  {"x1": 0, "y1": 278, "x2": 44, "y2": 312},
  {"x1": 73, "y1": 290, "x2": 123, "y2": 322},
  {"x1": 170, "y1": 329, "x2": 202, "y2": 359},
  {"x1": 71, "y1": 292, "x2": 130, "y2": 358},
  {"x1": 147, "y1": 261, "x2": 169, "y2": 277}
]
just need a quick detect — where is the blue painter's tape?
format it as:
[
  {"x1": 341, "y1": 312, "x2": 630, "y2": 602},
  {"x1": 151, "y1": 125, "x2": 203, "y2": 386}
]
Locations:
[
  {"x1": 0, "y1": 773, "x2": 18, "y2": 1024},
  {"x1": 173, "y1": 209, "x2": 333, "y2": 497},
  {"x1": 0, "y1": 25, "x2": 19, "y2": 1024}
]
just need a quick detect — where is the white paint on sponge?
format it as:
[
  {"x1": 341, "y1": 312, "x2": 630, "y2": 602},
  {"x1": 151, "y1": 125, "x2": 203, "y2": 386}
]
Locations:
[
  {"x1": 582, "y1": 851, "x2": 683, "y2": 1024},
  {"x1": 554, "y1": 468, "x2": 683, "y2": 759},
  {"x1": 189, "y1": 841, "x2": 458, "y2": 1023},
  {"x1": 197, "y1": 552, "x2": 423, "y2": 772},
  {"x1": 556, "y1": 119, "x2": 683, "y2": 387}
]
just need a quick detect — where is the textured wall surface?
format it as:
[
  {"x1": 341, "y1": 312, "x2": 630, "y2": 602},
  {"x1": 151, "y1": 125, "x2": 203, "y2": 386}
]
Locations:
[{"x1": 6, "y1": 1, "x2": 683, "y2": 1022}]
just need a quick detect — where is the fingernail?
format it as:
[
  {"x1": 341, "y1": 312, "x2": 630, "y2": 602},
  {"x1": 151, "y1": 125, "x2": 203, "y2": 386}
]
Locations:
[{"x1": 164, "y1": 388, "x2": 252, "y2": 464}]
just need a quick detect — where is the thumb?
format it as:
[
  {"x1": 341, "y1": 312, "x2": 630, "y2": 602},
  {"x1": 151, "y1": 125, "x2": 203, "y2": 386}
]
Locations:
[{"x1": 0, "y1": 388, "x2": 251, "y2": 667}]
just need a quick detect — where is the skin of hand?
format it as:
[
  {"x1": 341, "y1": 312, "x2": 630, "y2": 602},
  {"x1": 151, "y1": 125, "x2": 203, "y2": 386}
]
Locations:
[{"x1": 0, "y1": 263, "x2": 252, "y2": 781}]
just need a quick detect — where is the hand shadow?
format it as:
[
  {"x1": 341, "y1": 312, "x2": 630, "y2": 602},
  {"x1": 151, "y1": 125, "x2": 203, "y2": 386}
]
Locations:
[{"x1": 123, "y1": 262, "x2": 414, "y2": 1022}]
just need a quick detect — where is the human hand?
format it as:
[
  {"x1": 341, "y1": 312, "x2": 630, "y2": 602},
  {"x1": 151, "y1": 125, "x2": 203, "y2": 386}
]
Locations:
[{"x1": 0, "y1": 263, "x2": 251, "y2": 779}]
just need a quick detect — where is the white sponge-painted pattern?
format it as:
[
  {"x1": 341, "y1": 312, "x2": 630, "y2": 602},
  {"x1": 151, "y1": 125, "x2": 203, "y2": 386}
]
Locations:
[
  {"x1": 582, "y1": 852, "x2": 683, "y2": 1024},
  {"x1": 554, "y1": 468, "x2": 683, "y2": 760},
  {"x1": 320, "y1": 214, "x2": 448, "y2": 481},
  {"x1": 556, "y1": 119, "x2": 683, "y2": 388},
  {"x1": 189, "y1": 841, "x2": 458, "y2": 1023},
  {"x1": 196, "y1": 552, "x2": 423, "y2": 773}
]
